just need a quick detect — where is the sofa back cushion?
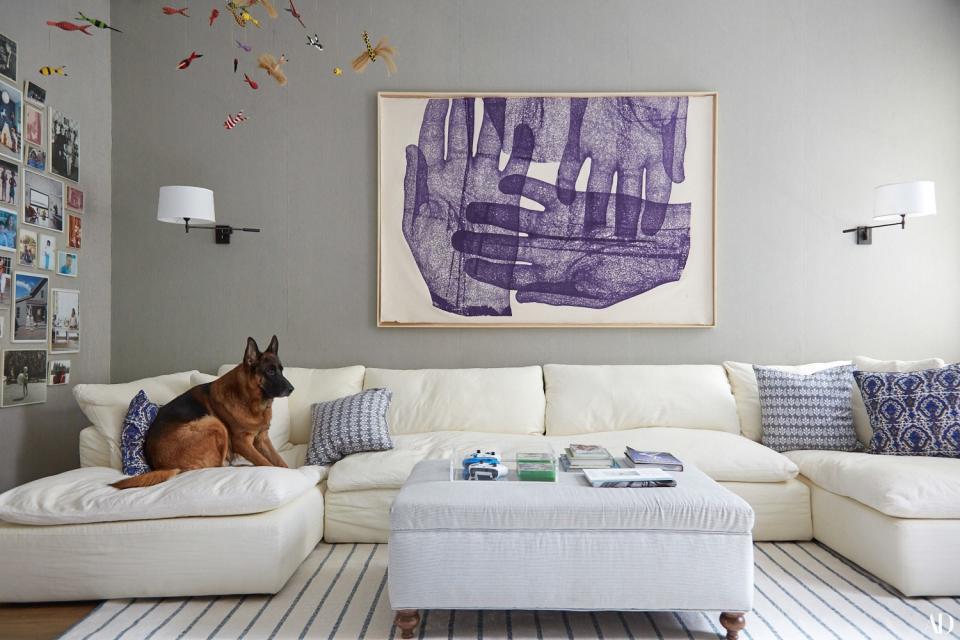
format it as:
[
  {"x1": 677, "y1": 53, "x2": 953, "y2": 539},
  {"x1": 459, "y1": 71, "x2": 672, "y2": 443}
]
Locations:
[
  {"x1": 73, "y1": 370, "x2": 198, "y2": 448},
  {"x1": 363, "y1": 367, "x2": 545, "y2": 435},
  {"x1": 218, "y1": 364, "x2": 365, "y2": 445},
  {"x1": 543, "y1": 364, "x2": 740, "y2": 436}
]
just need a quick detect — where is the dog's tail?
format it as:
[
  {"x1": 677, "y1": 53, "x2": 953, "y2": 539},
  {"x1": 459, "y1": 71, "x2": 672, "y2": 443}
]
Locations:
[{"x1": 110, "y1": 469, "x2": 180, "y2": 490}]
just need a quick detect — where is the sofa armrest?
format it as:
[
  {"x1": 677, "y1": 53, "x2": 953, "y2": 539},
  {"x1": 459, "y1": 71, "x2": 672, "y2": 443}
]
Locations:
[{"x1": 79, "y1": 426, "x2": 121, "y2": 470}]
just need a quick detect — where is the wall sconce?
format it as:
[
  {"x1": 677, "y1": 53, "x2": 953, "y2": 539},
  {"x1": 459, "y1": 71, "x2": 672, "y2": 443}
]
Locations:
[
  {"x1": 842, "y1": 181, "x2": 937, "y2": 245},
  {"x1": 156, "y1": 186, "x2": 260, "y2": 244}
]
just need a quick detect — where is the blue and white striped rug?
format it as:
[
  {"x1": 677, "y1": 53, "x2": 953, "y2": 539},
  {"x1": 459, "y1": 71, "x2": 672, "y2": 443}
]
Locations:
[{"x1": 61, "y1": 542, "x2": 959, "y2": 640}]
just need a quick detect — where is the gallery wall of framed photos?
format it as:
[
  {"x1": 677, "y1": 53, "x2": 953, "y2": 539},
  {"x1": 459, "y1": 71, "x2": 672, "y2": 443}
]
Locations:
[{"x1": 0, "y1": 30, "x2": 83, "y2": 409}]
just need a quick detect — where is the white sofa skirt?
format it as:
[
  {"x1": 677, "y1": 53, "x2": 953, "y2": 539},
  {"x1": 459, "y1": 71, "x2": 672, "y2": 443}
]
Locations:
[
  {"x1": 0, "y1": 486, "x2": 325, "y2": 603},
  {"x1": 323, "y1": 479, "x2": 812, "y2": 544}
]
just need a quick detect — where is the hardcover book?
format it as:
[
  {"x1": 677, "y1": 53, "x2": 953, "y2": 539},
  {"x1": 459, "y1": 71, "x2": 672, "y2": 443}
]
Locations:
[{"x1": 623, "y1": 447, "x2": 684, "y2": 471}]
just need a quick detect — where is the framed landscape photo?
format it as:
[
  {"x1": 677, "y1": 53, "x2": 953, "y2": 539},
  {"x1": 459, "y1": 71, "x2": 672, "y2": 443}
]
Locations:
[
  {"x1": 50, "y1": 287, "x2": 79, "y2": 353},
  {"x1": 48, "y1": 358, "x2": 70, "y2": 386},
  {"x1": 0, "y1": 157, "x2": 18, "y2": 208},
  {"x1": 23, "y1": 169, "x2": 63, "y2": 232},
  {"x1": 0, "y1": 208, "x2": 16, "y2": 253},
  {"x1": 12, "y1": 271, "x2": 48, "y2": 343},
  {"x1": 24, "y1": 81, "x2": 45, "y2": 107},
  {"x1": 0, "y1": 254, "x2": 10, "y2": 307},
  {"x1": 0, "y1": 80, "x2": 22, "y2": 162},
  {"x1": 49, "y1": 108, "x2": 79, "y2": 182},
  {"x1": 0, "y1": 34, "x2": 16, "y2": 84},
  {"x1": 66, "y1": 185, "x2": 84, "y2": 213},
  {"x1": 68, "y1": 214, "x2": 81, "y2": 249},
  {"x1": 2, "y1": 349, "x2": 47, "y2": 408},
  {"x1": 377, "y1": 92, "x2": 718, "y2": 327},
  {"x1": 57, "y1": 250, "x2": 77, "y2": 277}
]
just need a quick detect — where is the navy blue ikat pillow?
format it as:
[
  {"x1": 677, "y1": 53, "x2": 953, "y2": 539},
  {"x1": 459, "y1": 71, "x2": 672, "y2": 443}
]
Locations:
[
  {"x1": 855, "y1": 364, "x2": 960, "y2": 457},
  {"x1": 119, "y1": 390, "x2": 159, "y2": 475}
]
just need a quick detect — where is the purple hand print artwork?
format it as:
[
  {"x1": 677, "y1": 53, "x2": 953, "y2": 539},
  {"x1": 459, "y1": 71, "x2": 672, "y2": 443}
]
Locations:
[{"x1": 378, "y1": 92, "x2": 717, "y2": 327}]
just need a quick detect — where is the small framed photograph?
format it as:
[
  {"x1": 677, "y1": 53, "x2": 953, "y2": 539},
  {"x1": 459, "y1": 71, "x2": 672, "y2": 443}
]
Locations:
[
  {"x1": 48, "y1": 358, "x2": 70, "y2": 385},
  {"x1": 2, "y1": 349, "x2": 47, "y2": 407},
  {"x1": 12, "y1": 271, "x2": 48, "y2": 343},
  {"x1": 17, "y1": 227, "x2": 36, "y2": 267},
  {"x1": 0, "y1": 157, "x2": 18, "y2": 208},
  {"x1": 49, "y1": 108, "x2": 79, "y2": 183},
  {"x1": 50, "y1": 288, "x2": 79, "y2": 353},
  {"x1": 66, "y1": 185, "x2": 84, "y2": 213},
  {"x1": 0, "y1": 34, "x2": 16, "y2": 84},
  {"x1": 38, "y1": 233, "x2": 56, "y2": 271},
  {"x1": 24, "y1": 103, "x2": 42, "y2": 147},
  {"x1": 68, "y1": 214, "x2": 81, "y2": 249},
  {"x1": 0, "y1": 80, "x2": 22, "y2": 162},
  {"x1": 0, "y1": 207, "x2": 15, "y2": 253},
  {"x1": 57, "y1": 250, "x2": 77, "y2": 277},
  {"x1": 25, "y1": 143, "x2": 45, "y2": 171},
  {"x1": 0, "y1": 254, "x2": 10, "y2": 307},
  {"x1": 24, "y1": 81, "x2": 45, "y2": 107},
  {"x1": 23, "y1": 169, "x2": 63, "y2": 232},
  {"x1": 0, "y1": 316, "x2": 4, "y2": 338}
]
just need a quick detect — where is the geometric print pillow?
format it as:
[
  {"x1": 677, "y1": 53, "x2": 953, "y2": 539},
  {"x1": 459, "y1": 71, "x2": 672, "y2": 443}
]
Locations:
[
  {"x1": 854, "y1": 364, "x2": 960, "y2": 457},
  {"x1": 119, "y1": 390, "x2": 159, "y2": 476},
  {"x1": 306, "y1": 388, "x2": 394, "y2": 466},
  {"x1": 754, "y1": 365, "x2": 857, "y2": 452}
]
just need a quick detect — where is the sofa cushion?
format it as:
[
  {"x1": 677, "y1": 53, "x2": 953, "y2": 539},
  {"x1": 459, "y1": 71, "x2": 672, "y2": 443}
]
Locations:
[
  {"x1": 326, "y1": 427, "x2": 798, "y2": 493},
  {"x1": 119, "y1": 390, "x2": 158, "y2": 476},
  {"x1": 724, "y1": 361, "x2": 850, "y2": 442},
  {"x1": 786, "y1": 450, "x2": 960, "y2": 518},
  {"x1": 219, "y1": 365, "x2": 365, "y2": 445},
  {"x1": 544, "y1": 365, "x2": 740, "y2": 436},
  {"x1": 851, "y1": 356, "x2": 945, "y2": 446},
  {"x1": 197, "y1": 372, "x2": 291, "y2": 449},
  {"x1": 306, "y1": 388, "x2": 394, "y2": 465},
  {"x1": 363, "y1": 367, "x2": 545, "y2": 435},
  {"x1": 754, "y1": 365, "x2": 857, "y2": 452},
  {"x1": 73, "y1": 371, "x2": 198, "y2": 446},
  {"x1": 0, "y1": 465, "x2": 326, "y2": 526}
]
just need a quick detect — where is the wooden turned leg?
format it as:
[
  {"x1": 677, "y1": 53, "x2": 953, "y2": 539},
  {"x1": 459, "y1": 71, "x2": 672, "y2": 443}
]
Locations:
[
  {"x1": 720, "y1": 612, "x2": 746, "y2": 640},
  {"x1": 394, "y1": 609, "x2": 420, "y2": 639}
]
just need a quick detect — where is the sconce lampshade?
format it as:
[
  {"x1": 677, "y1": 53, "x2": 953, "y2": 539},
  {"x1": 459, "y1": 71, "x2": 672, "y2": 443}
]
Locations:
[
  {"x1": 874, "y1": 181, "x2": 936, "y2": 222},
  {"x1": 157, "y1": 186, "x2": 216, "y2": 224}
]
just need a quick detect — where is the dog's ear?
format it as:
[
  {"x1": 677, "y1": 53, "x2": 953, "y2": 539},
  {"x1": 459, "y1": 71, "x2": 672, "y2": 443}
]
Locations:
[
  {"x1": 265, "y1": 335, "x2": 279, "y2": 355},
  {"x1": 243, "y1": 337, "x2": 261, "y2": 367}
]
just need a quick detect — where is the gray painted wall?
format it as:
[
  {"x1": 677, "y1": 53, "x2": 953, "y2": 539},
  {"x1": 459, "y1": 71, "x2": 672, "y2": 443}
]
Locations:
[
  {"x1": 110, "y1": 0, "x2": 960, "y2": 380},
  {"x1": 0, "y1": 0, "x2": 112, "y2": 491}
]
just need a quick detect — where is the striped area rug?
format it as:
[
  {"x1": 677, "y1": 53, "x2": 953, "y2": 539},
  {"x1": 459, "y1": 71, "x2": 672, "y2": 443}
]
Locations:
[{"x1": 61, "y1": 542, "x2": 959, "y2": 640}]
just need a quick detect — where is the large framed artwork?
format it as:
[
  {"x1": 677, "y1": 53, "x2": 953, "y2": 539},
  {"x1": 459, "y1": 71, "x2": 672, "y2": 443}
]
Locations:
[{"x1": 377, "y1": 92, "x2": 717, "y2": 327}]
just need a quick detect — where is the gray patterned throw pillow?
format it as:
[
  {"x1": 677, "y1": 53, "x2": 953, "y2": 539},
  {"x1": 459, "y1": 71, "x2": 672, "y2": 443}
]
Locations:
[
  {"x1": 306, "y1": 388, "x2": 394, "y2": 465},
  {"x1": 754, "y1": 365, "x2": 857, "y2": 452}
]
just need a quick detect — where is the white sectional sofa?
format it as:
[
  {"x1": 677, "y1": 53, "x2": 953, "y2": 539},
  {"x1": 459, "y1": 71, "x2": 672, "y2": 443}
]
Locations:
[{"x1": 0, "y1": 361, "x2": 957, "y2": 602}]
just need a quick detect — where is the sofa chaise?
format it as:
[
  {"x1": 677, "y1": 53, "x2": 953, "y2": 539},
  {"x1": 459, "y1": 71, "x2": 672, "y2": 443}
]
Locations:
[{"x1": 0, "y1": 361, "x2": 956, "y2": 602}]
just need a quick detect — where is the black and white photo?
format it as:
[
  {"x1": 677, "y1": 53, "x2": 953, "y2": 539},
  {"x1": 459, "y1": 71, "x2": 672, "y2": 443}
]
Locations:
[
  {"x1": 49, "y1": 108, "x2": 79, "y2": 182},
  {"x1": 0, "y1": 34, "x2": 16, "y2": 84},
  {"x1": 2, "y1": 349, "x2": 47, "y2": 407},
  {"x1": 24, "y1": 81, "x2": 45, "y2": 107}
]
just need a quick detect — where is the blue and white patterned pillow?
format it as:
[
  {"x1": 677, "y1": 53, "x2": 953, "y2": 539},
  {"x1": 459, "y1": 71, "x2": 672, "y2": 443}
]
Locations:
[
  {"x1": 855, "y1": 364, "x2": 960, "y2": 457},
  {"x1": 120, "y1": 390, "x2": 158, "y2": 476},
  {"x1": 754, "y1": 365, "x2": 857, "y2": 452},
  {"x1": 306, "y1": 388, "x2": 394, "y2": 466}
]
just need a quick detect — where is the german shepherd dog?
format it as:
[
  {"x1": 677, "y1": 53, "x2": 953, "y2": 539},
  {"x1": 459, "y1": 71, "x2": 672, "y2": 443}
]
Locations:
[{"x1": 112, "y1": 336, "x2": 295, "y2": 489}]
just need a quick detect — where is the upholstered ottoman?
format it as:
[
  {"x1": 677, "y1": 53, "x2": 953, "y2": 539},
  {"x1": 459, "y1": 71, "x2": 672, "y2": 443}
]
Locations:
[{"x1": 389, "y1": 460, "x2": 754, "y2": 639}]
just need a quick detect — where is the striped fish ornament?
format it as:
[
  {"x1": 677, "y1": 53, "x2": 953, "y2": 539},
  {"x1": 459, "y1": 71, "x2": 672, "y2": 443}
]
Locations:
[{"x1": 224, "y1": 111, "x2": 248, "y2": 130}]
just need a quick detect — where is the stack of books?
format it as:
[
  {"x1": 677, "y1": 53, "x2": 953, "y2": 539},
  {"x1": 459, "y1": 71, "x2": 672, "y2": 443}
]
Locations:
[
  {"x1": 560, "y1": 444, "x2": 620, "y2": 471},
  {"x1": 583, "y1": 468, "x2": 677, "y2": 488},
  {"x1": 623, "y1": 447, "x2": 684, "y2": 471}
]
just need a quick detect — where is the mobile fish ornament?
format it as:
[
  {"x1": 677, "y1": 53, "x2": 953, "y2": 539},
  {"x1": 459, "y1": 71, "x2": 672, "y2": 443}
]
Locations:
[
  {"x1": 285, "y1": 0, "x2": 306, "y2": 28},
  {"x1": 257, "y1": 53, "x2": 288, "y2": 86},
  {"x1": 162, "y1": 6, "x2": 190, "y2": 17},
  {"x1": 306, "y1": 34, "x2": 323, "y2": 51},
  {"x1": 39, "y1": 66, "x2": 68, "y2": 76},
  {"x1": 47, "y1": 21, "x2": 93, "y2": 35},
  {"x1": 177, "y1": 51, "x2": 203, "y2": 69},
  {"x1": 351, "y1": 31, "x2": 396, "y2": 75},
  {"x1": 76, "y1": 12, "x2": 122, "y2": 32},
  {"x1": 224, "y1": 111, "x2": 248, "y2": 130}
]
